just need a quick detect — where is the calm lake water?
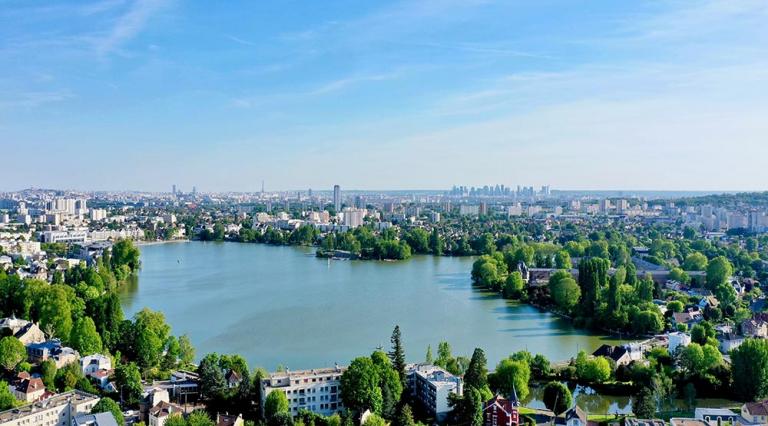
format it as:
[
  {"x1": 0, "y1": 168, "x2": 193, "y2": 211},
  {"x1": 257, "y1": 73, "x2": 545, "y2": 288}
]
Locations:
[{"x1": 120, "y1": 241, "x2": 624, "y2": 370}]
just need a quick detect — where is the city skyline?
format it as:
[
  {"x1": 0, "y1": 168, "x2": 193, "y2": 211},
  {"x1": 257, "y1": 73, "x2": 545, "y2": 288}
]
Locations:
[{"x1": 2, "y1": 0, "x2": 768, "y2": 191}]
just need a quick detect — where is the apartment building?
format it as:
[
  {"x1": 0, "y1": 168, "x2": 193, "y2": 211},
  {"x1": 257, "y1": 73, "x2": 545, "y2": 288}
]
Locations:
[
  {"x1": 0, "y1": 390, "x2": 99, "y2": 426},
  {"x1": 261, "y1": 366, "x2": 346, "y2": 417},
  {"x1": 406, "y1": 364, "x2": 463, "y2": 421}
]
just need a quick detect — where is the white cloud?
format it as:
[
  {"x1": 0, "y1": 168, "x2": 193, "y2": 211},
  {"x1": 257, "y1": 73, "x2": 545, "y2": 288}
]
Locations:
[{"x1": 94, "y1": 0, "x2": 170, "y2": 55}]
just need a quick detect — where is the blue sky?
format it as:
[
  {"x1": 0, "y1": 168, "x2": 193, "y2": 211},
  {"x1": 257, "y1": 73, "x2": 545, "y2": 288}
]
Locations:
[{"x1": 1, "y1": 0, "x2": 767, "y2": 192}]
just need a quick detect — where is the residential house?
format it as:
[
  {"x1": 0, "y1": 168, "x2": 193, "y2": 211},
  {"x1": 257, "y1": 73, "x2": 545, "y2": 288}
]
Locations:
[
  {"x1": 482, "y1": 395, "x2": 519, "y2": 426},
  {"x1": 215, "y1": 413, "x2": 244, "y2": 426},
  {"x1": 591, "y1": 343, "x2": 643, "y2": 366},
  {"x1": 26, "y1": 339, "x2": 79, "y2": 368},
  {"x1": 140, "y1": 388, "x2": 171, "y2": 422},
  {"x1": 148, "y1": 401, "x2": 184, "y2": 426},
  {"x1": 741, "y1": 400, "x2": 768, "y2": 425},
  {"x1": 0, "y1": 317, "x2": 45, "y2": 345},
  {"x1": 673, "y1": 309, "x2": 704, "y2": 327},
  {"x1": 225, "y1": 370, "x2": 242, "y2": 389},
  {"x1": 625, "y1": 420, "x2": 665, "y2": 426},
  {"x1": 668, "y1": 332, "x2": 692, "y2": 354},
  {"x1": 11, "y1": 375, "x2": 47, "y2": 403},
  {"x1": 669, "y1": 419, "x2": 709, "y2": 426},
  {"x1": 718, "y1": 333, "x2": 745, "y2": 354},
  {"x1": 695, "y1": 408, "x2": 740, "y2": 424},
  {"x1": 742, "y1": 318, "x2": 768, "y2": 338},
  {"x1": 554, "y1": 406, "x2": 587, "y2": 426},
  {"x1": 698, "y1": 296, "x2": 719, "y2": 311},
  {"x1": 81, "y1": 354, "x2": 112, "y2": 376}
]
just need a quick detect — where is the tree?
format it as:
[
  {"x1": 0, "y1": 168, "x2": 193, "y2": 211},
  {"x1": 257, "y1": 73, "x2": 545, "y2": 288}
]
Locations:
[
  {"x1": 389, "y1": 326, "x2": 406, "y2": 387},
  {"x1": 179, "y1": 334, "x2": 195, "y2": 366},
  {"x1": 362, "y1": 414, "x2": 387, "y2": 426},
  {"x1": 633, "y1": 387, "x2": 657, "y2": 419},
  {"x1": 452, "y1": 387, "x2": 483, "y2": 426},
  {"x1": 340, "y1": 357, "x2": 383, "y2": 414},
  {"x1": 549, "y1": 272, "x2": 581, "y2": 313},
  {"x1": 667, "y1": 300, "x2": 684, "y2": 313},
  {"x1": 531, "y1": 354, "x2": 551, "y2": 379},
  {"x1": 111, "y1": 239, "x2": 141, "y2": 272},
  {"x1": 464, "y1": 348, "x2": 488, "y2": 391},
  {"x1": 268, "y1": 412, "x2": 294, "y2": 426},
  {"x1": 393, "y1": 404, "x2": 416, "y2": 426},
  {"x1": 554, "y1": 251, "x2": 572, "y2": 269},
  {"x1": 575, "y1": 352, "x2": 611, "y2": 383},
  {"x1": 55, "y1": 361, "x2": 84, "y2": 392},
  {"x1": 731, "y1": 338, "x2": 768, "y2": 401},
  {"x1": 706, "y1": 256, "x2": 733, "y2": 290},
  {"x1": 71, "y1": 317, "x2": 103, "y2": 355},
  {"x1": 198, "y1": 354, "x2": 226, "y2": 402},
  {"x1": 371, "y1": 351, "x2": 403, "y2": 419},
  {"x1": 669, "y1": 267, "x2": 690, "y2": 284},
  {"x1": 429, "y1": 229, "x2": 444, "y2": 256},
  {"x1": 683, "y1": 252, "x2": 709, "y2": 271},
  {"x1": 503, "y1": 272, "x2": 524, "y2": 299},
  {"x1": 492, "y1": 358, "x2": 530, "y2": 399},
  {"x1": 425, "y1": 345, "x2": 433, "y2": 364},
  {"x1": 41, "y1": 360, "x2": 57, "y2": 390},
  {"x1": 39, "y1": 285, "x2": 73, "y2": 341},
  {"x1": 264, "y1": 391, "x2": 290, "y2": 420},
  {"x1": 92, "y1": 397, "x2": 125, "y2": 426},
  {"x1": 188, "y1": 411, "x2": 215, "y2": 426},
  {"x1": 578, "y1": 257, "x2": 609, "y2": 313},
  {"x1": 115, "y1": 362, "x2": 143, "y2": 406},
  {"x1": 0, "y1": 336, "x2": 26, "y2": 372},
  {"x1": 0, "y1": 380, "x2": 16, "y2": 410},
  {"x1": 542, "y1": 381, "x2": 572, "y2": 415}
]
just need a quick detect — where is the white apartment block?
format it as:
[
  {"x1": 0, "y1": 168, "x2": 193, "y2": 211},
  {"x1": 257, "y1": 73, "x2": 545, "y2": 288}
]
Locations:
[
  {"x1": 342, "y1": 208, "x2": 366, "y2": 228},
  {"x1": 42, "y1": 231, "x2": 88, "y2": 244},
  {"x1": 261, "y1": 367, "x2": 346, "y2": 417},
  {"x1": 89, "y1": 209, "x2": 107, "y2": 222},
  {"x1": 0, "y1": 390, "x2": 99, "y2": 426},
  {"x1": 406, "y1": 364, "x2": 463, "y2": 422},
  {"x1": 459, "y1": 205, "x2": 480, "y2": 217}
]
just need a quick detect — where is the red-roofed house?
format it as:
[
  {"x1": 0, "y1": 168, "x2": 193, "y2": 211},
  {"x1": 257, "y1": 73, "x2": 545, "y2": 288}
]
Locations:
[{"x1": 483, "y1": 395, "x2": 520, "y2": 426}]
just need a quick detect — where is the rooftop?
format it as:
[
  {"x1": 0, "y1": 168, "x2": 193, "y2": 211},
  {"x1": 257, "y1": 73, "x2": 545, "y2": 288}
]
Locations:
[{"x1": 0, "y1": 390, "x2": 99, "y2": 423}]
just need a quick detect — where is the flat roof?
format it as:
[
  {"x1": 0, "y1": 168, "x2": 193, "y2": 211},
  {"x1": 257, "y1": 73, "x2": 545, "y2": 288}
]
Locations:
[{"x1": 0, "y1": 391, "x2": 99, "y2": 422}]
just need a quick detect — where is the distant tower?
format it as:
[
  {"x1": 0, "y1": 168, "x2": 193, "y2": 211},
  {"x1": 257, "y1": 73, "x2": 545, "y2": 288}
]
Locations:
[
  {"x1": 172, "y1": 184, "x2": 176, "y2": 195},
  {"x1": 261, "y1": 180, "x2": 265, "y2": 194},
  {"x1": 333, "y1": 185, "x2": 341, "y2": 212},
  {"x1": 192, "y1": 186, "x2": 196, "y2": 195}
]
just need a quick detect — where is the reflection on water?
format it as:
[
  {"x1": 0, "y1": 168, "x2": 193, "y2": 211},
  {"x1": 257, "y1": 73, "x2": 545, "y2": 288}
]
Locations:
[
  {"x1": 524, "y1": 384, "x2": 737, "y2": 416},
  {"x1": 121, "y1": 242, "x2": 627, "y2": 370}
]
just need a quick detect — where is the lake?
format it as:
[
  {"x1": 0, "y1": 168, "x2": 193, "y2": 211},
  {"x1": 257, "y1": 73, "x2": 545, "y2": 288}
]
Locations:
[{"x1": 120, "y1": 241, "x2": 624, "y2": 370}]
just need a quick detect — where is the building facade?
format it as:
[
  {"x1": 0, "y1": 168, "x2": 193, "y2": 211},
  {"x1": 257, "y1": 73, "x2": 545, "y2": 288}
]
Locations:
[
  {"x1": 261, "y1": 367, "x2": 346, "y2": 417},
  {"x1": 0, "y1": 390, "x2": 99, "y2": 426},
  {"x1": 406, "y1": 364, "x2": 463, "y2": 422}
]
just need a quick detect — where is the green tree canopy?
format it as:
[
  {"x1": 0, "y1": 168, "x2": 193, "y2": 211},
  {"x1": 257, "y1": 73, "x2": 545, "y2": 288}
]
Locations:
[
  {"x1": 264, "y1": 390, "x2": 290, "y2": 420},
  {"x1": 731, "y1": 338, "x2": 768, "y2": 401},
  {"x1": 0, "y1": 336, "x2": 26, "y2": 372},
  {"x1": 92, "y1": 397, "x2": 125, "y2": 426},
  {"x1": 542, "y1": 381, "x2": 572, "y2": 415}
]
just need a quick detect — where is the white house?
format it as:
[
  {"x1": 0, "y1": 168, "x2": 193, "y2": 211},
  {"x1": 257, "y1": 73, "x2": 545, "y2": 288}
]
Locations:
[
  {"x1": 668, "y1": 332, "x2": 692, "y2": 354},
  {"x1": 81, "y1": 354, "x2": 112, "y2": 377}
]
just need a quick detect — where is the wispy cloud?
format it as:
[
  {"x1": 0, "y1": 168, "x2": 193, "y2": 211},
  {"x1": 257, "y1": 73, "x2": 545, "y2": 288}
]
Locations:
[
  {"x1": 0, "y1": 90, "x2": 74, "y2": 109},
  {"x1": 225, "y1": 34, "x2": 258, "y2": 47},
  {"x1": 231, "y1": 70, "x2": 405, "y2": 108},
  {"x1": 94, "y1": 0, "x2": 170, "y2": 55}
]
